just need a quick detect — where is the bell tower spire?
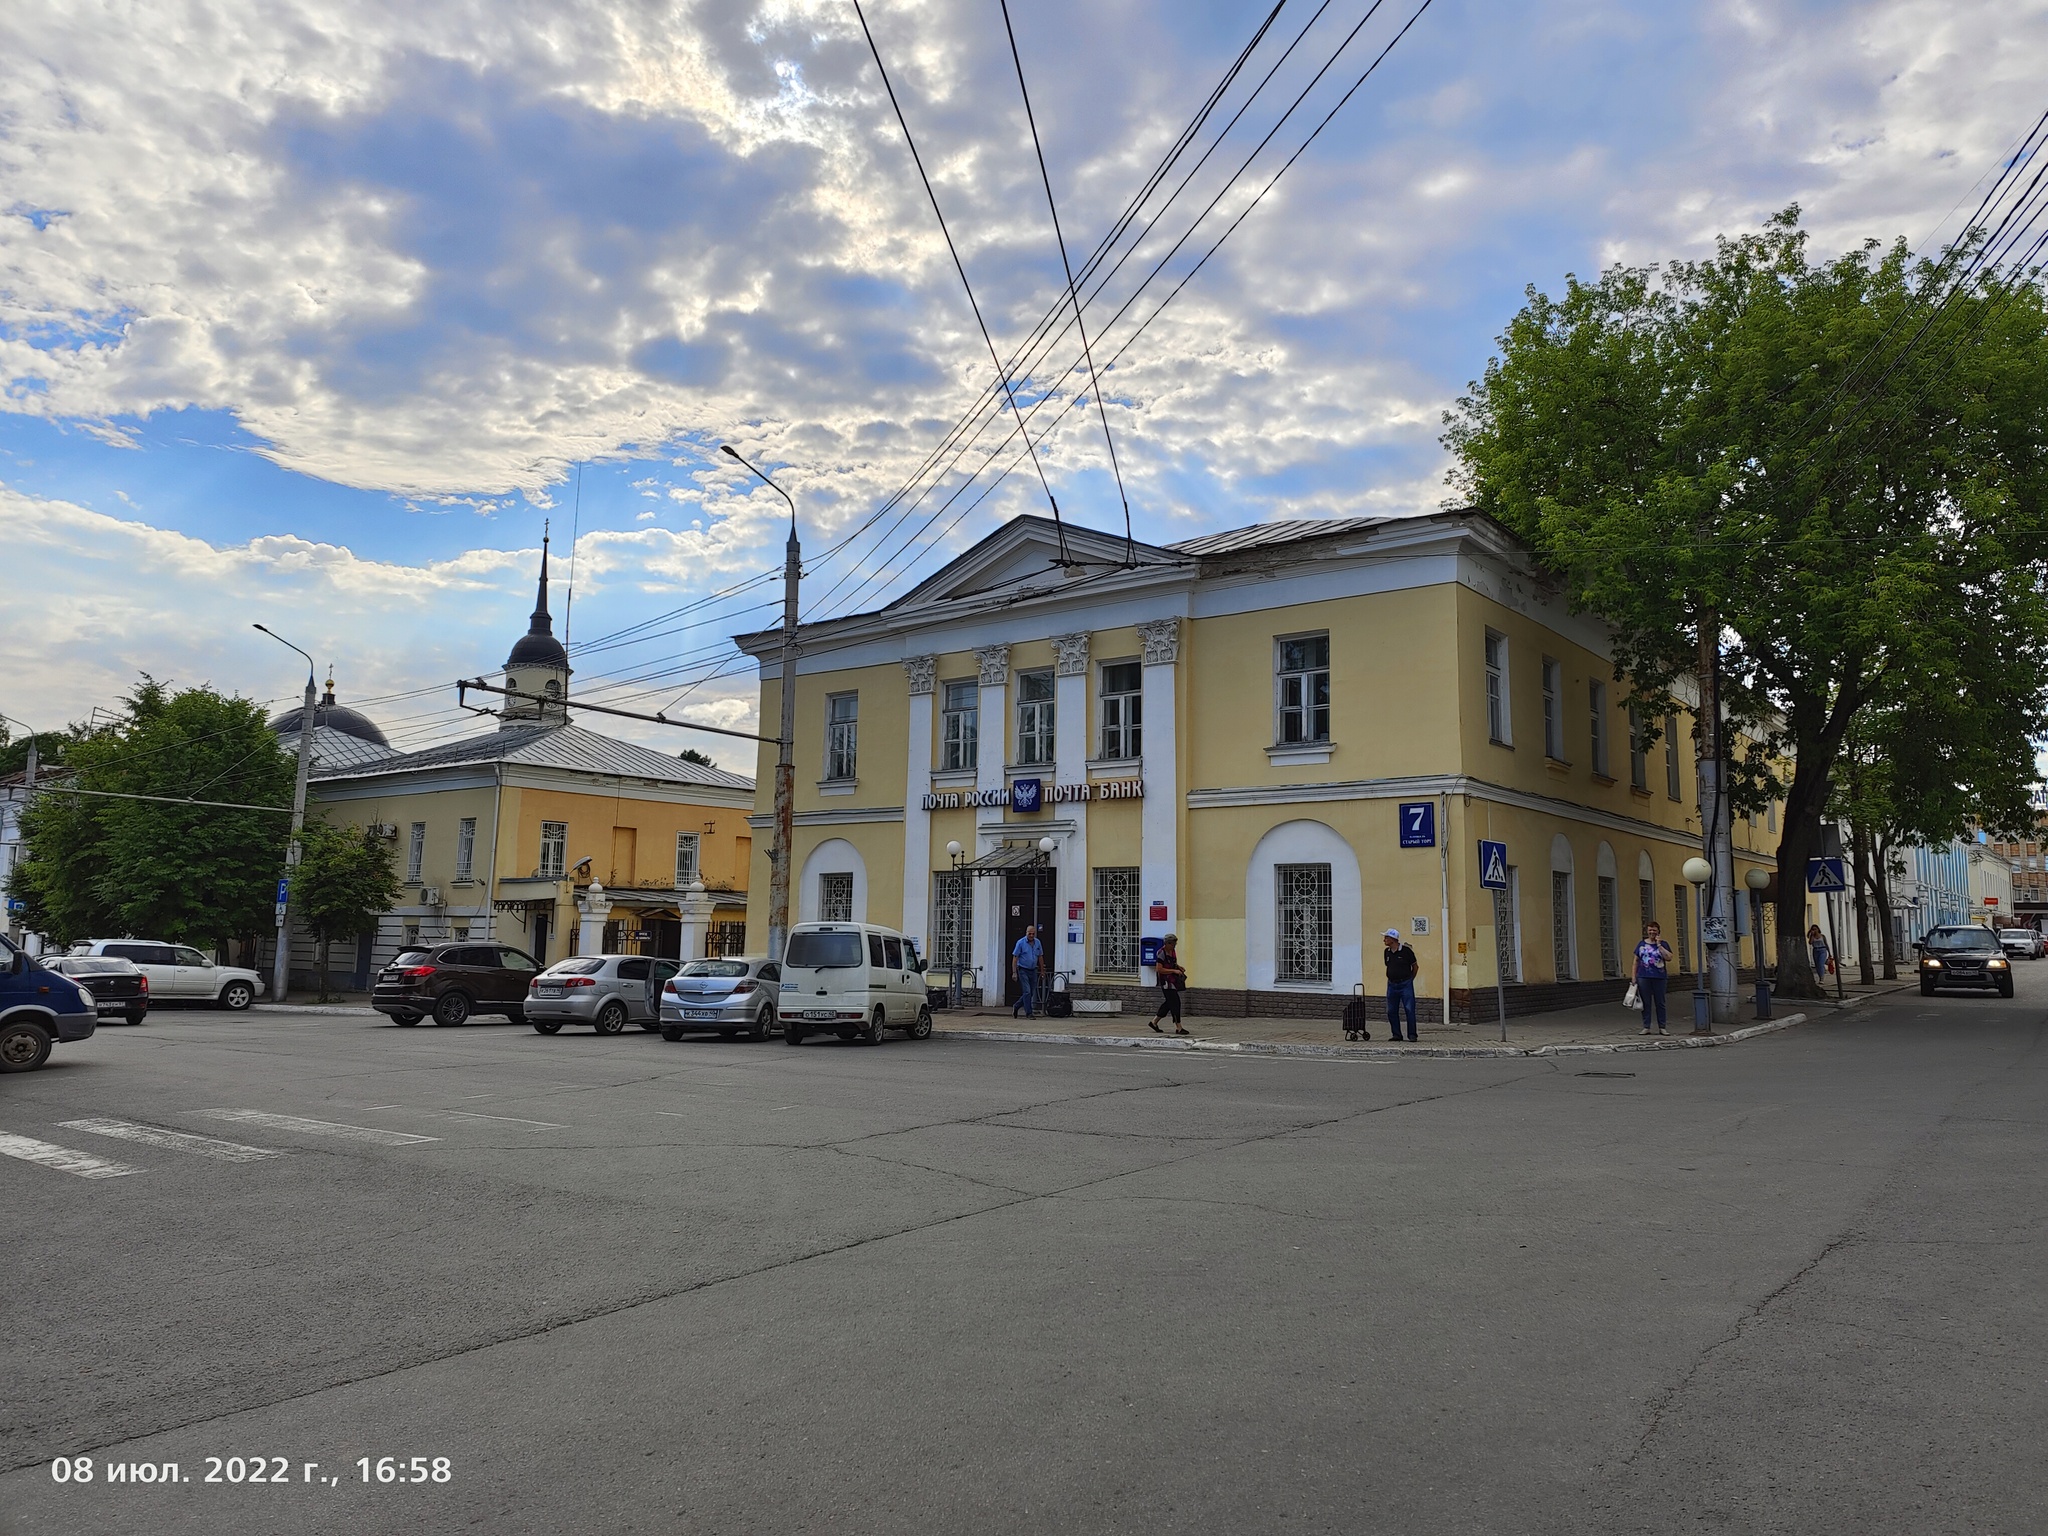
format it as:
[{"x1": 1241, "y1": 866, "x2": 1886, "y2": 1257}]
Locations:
[{"x1": 501, "y1": 520, "x2": 572, "y2": 729}]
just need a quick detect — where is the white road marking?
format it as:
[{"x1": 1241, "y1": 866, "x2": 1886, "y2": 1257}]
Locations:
[
  {"x1": 196, "y1": 1110, "x2": 438, "y2": 1145},
  {"x1": 439, "y1": 1110, "x2": 566, "y2": 1129},
  {"x1": 59, "y1": 1118, "x2": 282, "y2": 1163},
  {"x1": 0, "y1": 1132, "x2": 144, "y2": 1179}
]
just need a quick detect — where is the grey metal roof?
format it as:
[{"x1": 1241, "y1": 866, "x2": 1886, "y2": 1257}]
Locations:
[
  {"x1": 1167, "y1": 517, "x2": 1394, "y2": 557},
  {"x1": 281, "y1": 725, "x2": 402, "y2": 772},
  {"x1": 313, "y1": 722, "x2": 753, "y2": 791}
]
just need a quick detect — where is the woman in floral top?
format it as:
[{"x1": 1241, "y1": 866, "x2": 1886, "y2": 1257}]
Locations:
[{"x1": 1633, "y1": 922, "x2": 1675, "y2": 1035}]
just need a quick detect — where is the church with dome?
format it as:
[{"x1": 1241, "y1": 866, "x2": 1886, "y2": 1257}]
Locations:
[{"x1": 269, "y1": 539, "x2": 755, "y2": 994}]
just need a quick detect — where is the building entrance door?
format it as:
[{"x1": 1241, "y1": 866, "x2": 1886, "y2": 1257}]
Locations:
[
  {"x1": 1002, "y1": 869, "x2": 1056, "y2": 1006},
  {"x1": 531, "y1": 910, "x2": 550, "y2": 965}
]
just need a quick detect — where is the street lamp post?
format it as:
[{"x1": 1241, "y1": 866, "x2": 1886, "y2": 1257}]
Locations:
[
  {"x1": 1745, "y1": 866, "x2": 1772, "y2": 1020},
  {"x1": 254, "y1": 624, "x2": 317, "y2": 1007},
  {"x1": 721, "y1": 446, "x2": 798, "y2": 966},
  {"x1": 1683, "y1": 856, "x2": 1713, "y2": 1033}
]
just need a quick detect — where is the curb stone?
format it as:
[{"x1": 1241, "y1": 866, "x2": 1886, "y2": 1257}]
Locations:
[
  {"x1": 254, "y1": 1003, "x2": 380, "y2": 1017},
  {"x1": 932, "y1": 1012, "x2": 1809, "y2": 1060}
]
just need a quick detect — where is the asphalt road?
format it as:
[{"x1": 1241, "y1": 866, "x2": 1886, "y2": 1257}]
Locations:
[{"x1": 1, "y1": 975, "x2": 2041, "y2": 1536}]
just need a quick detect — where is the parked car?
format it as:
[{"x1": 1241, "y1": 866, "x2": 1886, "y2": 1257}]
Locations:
[
  {"x1": 779, "y1": 923, "x2": 932, "y2": 1046},
  {"x1": 66, "y1": 939, "x2": 264, "y2": 1011},
  {"x1": 42, "y1": 956, "x2": 149, "y2": 1024},
  {"x1": 659, "y1": 957, "x2": 781, "y2": 1041},
  {"x1": 1996, "y1": 928, "x2": 2043, "y2": 960},
  {"x1": 525, "y1": 955, "x2": 679, "y2": 1035},
  {"x1": 1918, "y1": 925, "x2": 2014, "y2": 997},
  {"x1": 0, "y1": 933, "x2": 97, "y2": 1072},
  {"x1": 372, "y1": 942, "x2": 542, "y2": 1026}
]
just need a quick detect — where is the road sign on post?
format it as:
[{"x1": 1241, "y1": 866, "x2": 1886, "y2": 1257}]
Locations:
[
  {"x1": 1478, "y1": 841, "x2": 1509, "y2": 890},
  {"x1": 1805, "y1": 857, "x2": 1847, "y2": 893},
  {"x1": 1398, "y1": 802, "x2": 1436, "y2": 848}
]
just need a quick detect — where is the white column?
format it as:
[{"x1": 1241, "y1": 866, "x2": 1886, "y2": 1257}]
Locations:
[
  {"x1": 1052, "y1": 632, "x2": 1091, "y2": 987},
  {"x1": 1136, "y1": 619, "x2": 1180, "y2": 972},
  {"x1": 577, "y1": 881, "x2": 609, "y2": 957},
  {"x1": 901, "y1": 656, "x2": 936, "y2": 952},
  {"x1": 678, "y1": 881, "x2": 713, "y2": 962},
  {"x1": 975, "y1": 644, "x2": 1010, "y2": 1002}
]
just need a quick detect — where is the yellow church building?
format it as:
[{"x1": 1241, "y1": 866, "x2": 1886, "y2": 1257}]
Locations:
[{"x1": 735, "y1": 511, "x2": 1780, "y2": 1023}]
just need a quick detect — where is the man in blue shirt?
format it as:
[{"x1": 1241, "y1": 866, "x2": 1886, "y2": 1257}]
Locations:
[{"x1": 1011, "y1": 925, "x2": 1044, "y2": 1018}]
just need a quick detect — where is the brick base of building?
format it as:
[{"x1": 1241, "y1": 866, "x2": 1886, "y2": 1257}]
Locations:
[{"x1": 1061, "y1": 982, "x2": 1447, "y2": 1026}]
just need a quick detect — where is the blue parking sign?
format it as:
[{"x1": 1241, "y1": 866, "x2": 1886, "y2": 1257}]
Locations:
[
  {"x1": 1397, "y1": 801, "x2": 1436, "y2": 848},
  {"x1": 1478, "y1": 840, "x2": 1509, "y2": 890}
]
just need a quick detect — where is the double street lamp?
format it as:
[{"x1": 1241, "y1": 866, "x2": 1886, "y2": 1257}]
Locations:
[{"x1": 254, "y1": 624, "x2": 317, "y2": 1006}]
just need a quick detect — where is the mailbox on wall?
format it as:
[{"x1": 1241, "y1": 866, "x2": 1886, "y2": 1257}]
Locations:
[{"x1": 1140, "y1": 937, "x2": 1162, "y2": 969}]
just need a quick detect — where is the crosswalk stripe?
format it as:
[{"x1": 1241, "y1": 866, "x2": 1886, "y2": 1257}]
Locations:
[
  {"x1": 196, "y1": 1110, "x2": 438, "y2": 1146},
  {"x1": 0, "y1": 1131, "x2": 144, "y2": 1179},
  {"x1": 59, "y1": 1118, "x2": 284, "y2": 1163}
]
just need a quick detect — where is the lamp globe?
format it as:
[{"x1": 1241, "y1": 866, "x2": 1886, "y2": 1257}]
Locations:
[{"x1": 1682, "y1": 857, "x2": 1713, "y2": 884}]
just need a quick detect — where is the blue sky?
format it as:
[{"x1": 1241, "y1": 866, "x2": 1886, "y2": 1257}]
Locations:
[{"x1": 3, "y1": 0, "x2": 2040, "y2": 767}]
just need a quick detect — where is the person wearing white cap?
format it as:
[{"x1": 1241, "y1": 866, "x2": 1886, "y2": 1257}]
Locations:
[{"x1": 1382, "y1": 928, "x2": 1420, "y2": 1042}]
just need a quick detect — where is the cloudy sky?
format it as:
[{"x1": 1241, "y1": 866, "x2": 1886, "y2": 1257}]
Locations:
[{"x1": 4, "y1": 0, "x2": 2042, "y2": 768}]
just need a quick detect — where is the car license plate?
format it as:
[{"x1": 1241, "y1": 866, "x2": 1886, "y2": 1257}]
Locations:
[
  {"x1": 802, "y1": 1009, "x2": 835, "y2": 1021},
  {"x1": 536, "y1": 986, "x2": 563, "y2": 998},
  {"x1": 684, "y1": 1008, "x2": 722, "y2": 1020}
]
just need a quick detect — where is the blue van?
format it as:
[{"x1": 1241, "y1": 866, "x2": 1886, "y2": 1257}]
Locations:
[{"x1": 0, "y1": 932, "x2": 97, "y2": 1073}]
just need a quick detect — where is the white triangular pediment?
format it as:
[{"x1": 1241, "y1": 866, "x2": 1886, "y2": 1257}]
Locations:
[{"x1": 893, "y1": 515, "x2": 1173, "y2": 613}]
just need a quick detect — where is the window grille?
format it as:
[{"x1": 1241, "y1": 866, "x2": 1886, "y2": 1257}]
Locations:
[
  {"x1": 1542, "y1": 658, "x2": 1563, "y2": 758},
  {"x1": 455, "y1": 818, "x2": 476, "y2": 881},
  {"x1": 1628, "y1": 706, "x2": 1648, "y2": 789},
  {"x1": 1665, "y1": 713, "x2": 1683, "y2": 800},
  {"x1": 1276, "y1": 635, "x2": 1331, "y2": 745},
  {"x1": 539, "y1": 821, "x2": 566, "y2": 880},
  {"x1": 1099, "y1": 661, "x2": 1143, "y2": 759},
  {"x1": 819, "y1": 872, "x2": 853, "y2": 923},
  {"x1": 1016, "y1": 670, "x2": 1056, "y2": 765},
  {"x1": 1484, "y1": 631, "x2": 1508, "y2": 744},
  {"x1": 1275, "y1": 863, "x2": 1333, "y2": 983},
  {"x1": 942, "y1": 681, "x2": 979, "y2": 772},
  {"x1": 674, "y1": 832, "x2": 700, "y2": 888},
  {"x1": 1552, "y1": 871, "x2": 1575, "y2": 979},
  {"x1": 706, "y1": 921, "x2": 747, "y2": 959},
  {"x1": 1673, "y1": 884, "x2": 1691, "y2": 972},
  {"x1": 932, "y1": 872, "x2": 971, "y2": 970},
  {"x1": 1639, "y1": 878, "x2": 1655, "y2": 932},
  {"x1": 1598, "y1": 875, "x2": 1619, "y2": 978},
  {"x1": 407, "y1": 822, "x2": 426, "y2": 883},
  {"x1": 1493, "y1": 877, "x2": 1519, "y2": 982},
  {"x1": 826, "y1": 694, "x2": 858, "y2": 781},
  {"x1": 1093, "y1": 867, "x2": 1139, "y2": 975},
  {"x1": 1589, "y1": 682, "x2": 1609, "y2": 776}
]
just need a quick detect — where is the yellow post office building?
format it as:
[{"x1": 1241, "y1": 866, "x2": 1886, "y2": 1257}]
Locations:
[{"x1": 739, "y1": 512, "x2": 1778, "y2": 1022}]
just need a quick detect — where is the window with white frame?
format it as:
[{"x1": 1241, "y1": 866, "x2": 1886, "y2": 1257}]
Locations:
[
  {"x1": 1628, "y1": 706, "x2": 1649, "y2": 789},
  {"x1": 674, "y1": 832, "x2": 700, "y2": 888},
  {"x1": 819, "y1": 871, "x2": 854, "y2": 923},
  {"x1": 825, "y1": 694, "x2": 858, "y2": 781},
  {"x1": 1664, "y1": 712, "x2": 1683, "y2": 800},
  {"x1": 1484, "y1": 630, "x2": 1509, "y2": 744},
  {"x1": 1016, "y1": 670, "x2": 1055, "y2": 765},
  {"x1": 942, "y1": 681, "x2": 979, "y2": 772},
  {"x1": 932, "y1": 872, "x2": 971, "y2": 971},
  {"x1": 539, "y1": 821, "x2": 567, "y2": 880},
  {"x1": 455, "y1": 817, "x2": 477, "y2": 881},
  {"x1": 1093, "y1": 867, "x2": 1139, "y2": 975},
  {"x1": 1542, "y1": 657, "x2": 1564, "y2": 759},
  {"x1": 1275, "y1": 863, "x2": 1333, "y2": 983},
  {"x1": 1589, "y1": 681, "x2": 1609, "y2": 776},
  {"x1": 1098, "y1": 661, "x2": 1142, "y2": 760},
  {"x1": 407, "y1": 822, "x2": 426, "y2": 883},
  {"x1": 1275, "y1": 634, "x2": 1330, "y2": 745}
]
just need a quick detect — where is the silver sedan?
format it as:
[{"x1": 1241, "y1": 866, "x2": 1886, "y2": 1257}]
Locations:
[
  {"x1": 527, "y1": 955, "x2": 680, "y2": 1035},
  {"x1": 659, "y1": 958, "x2": 781, "y2": 1040}
]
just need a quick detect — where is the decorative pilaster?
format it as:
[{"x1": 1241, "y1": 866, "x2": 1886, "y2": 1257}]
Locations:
[
  {"x1": 902, "y1": 660, "x2": 936, "y2": 951},
  {"x1": 975, "y1": 644, "x2": 1012, "y2": 687},
  {"x1": 1052, "y1": 633, "x2": 1091, "y2": 677},
  {"x1": 903, "y1": 655, "x2": 937, "y2": 696},
  {"x1": 1136, "y1": 617, "x2": 1181, "y2": 666},
  {"x1": 1138, "y1": 618, "x2": 1181, "y2": 968}
]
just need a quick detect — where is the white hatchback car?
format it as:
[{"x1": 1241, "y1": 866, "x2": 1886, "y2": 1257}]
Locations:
[
  {"x1": 780, "y1": 923, "x2": 932, "y2": 1046},
  {"x1": 68, "y1": 939, "x2": 266, "y2": 1010}
]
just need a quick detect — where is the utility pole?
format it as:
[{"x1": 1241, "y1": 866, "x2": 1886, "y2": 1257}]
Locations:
[
  {"x1": 255, "y1": 625, "x2": 317, "y2": 1006},
  {"x1": 721, "y1": 446, "x2": 799, "y2": 965},
  {"x1": 1696, "y1": 612, "x2": 1738, "y2": 1028}
]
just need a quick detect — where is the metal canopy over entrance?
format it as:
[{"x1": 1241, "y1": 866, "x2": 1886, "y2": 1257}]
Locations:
[{"x1": 954, "y1": 843, "x2": 1055, "y2": 877}]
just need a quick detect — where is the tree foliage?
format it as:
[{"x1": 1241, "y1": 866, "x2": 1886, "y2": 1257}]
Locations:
[
  {"x1": 1445, "y1": 209, "x2": 2048, "y2": 994},
  {"x1": 296, "y1": 820, "x2": 404, "y2": 1001},
  {"x1": 7, "y1": 679, "x2": 294, "y2": 948}
]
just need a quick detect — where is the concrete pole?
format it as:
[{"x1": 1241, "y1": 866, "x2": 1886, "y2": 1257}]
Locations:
[
  {"x1": 273, "y1": 671, "x2": 316, "y2": 1005},
  {"x1": 1697, "y1": 613, "x2": 1738, "y2": 1027},
  {"x1": 770, "y1": 524, "x2": 799, "y2": 967}
]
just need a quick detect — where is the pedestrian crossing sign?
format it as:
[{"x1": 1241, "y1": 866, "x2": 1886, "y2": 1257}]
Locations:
[
  {"x1": 1805, "y1": 857, "x2": 1847, "y2": 892},
  {"x1": 1478, "y1": 840, "x2": 1509, "y2": 890}
]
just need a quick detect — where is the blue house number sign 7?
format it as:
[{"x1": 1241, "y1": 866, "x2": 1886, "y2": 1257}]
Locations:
[{"x1": 1397, "y1": 801, "x2": 1436, "y2": 849}]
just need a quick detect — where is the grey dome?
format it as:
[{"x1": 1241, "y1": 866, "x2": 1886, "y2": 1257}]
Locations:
[{"x1": 271, "y1": 684, "x2": 390, "y2": 747}]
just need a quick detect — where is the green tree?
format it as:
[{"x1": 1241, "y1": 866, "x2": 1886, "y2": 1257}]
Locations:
[
  {"x1": 1445, "y1": 210, "x2": 2048, "y2": 997},
  {"x1": 296, "y1": 820, "x2": 404, "y2": 1001},
  {"x1": 8, "y1": 678, "x2": 294, "y2": 951},
  {"x1": 679, "y1": 748, "x2": 715, "y2": 768}
]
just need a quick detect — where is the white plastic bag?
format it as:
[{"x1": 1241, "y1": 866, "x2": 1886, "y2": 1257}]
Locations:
[{"x1": 1623, "y1": 980, "x2": 1641, "y2": 1010}]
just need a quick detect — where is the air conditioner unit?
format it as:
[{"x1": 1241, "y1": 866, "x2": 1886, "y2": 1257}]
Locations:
[
  {"x1": 420, "y1": 886, "x2": 444, "y2": 907},
  {"x1": 368, "y1": 823, "x2": 398, "y2": 839}
]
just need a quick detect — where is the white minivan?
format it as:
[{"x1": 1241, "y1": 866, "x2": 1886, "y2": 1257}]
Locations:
[{"x1": 780, "y1": 923, "x2": 933, "y2": 1046}]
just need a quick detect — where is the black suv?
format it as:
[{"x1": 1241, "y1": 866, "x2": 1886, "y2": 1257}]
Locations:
[
  {"x1": 373, "y1": 943, "x2": 542, "y2": 1027},
  {"x1": 1917, "y1": 925, "x2": 2014, "y2": 998}
]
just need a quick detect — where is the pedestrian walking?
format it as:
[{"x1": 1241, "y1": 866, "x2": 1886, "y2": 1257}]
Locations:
[
  {"x1": 1011, "y1": 924, "x2": 1044, "y2": 1018},
  {"x1": 1148, "y1": 935, "x2": 1190, "y2": 1036},
  {"x1": 1807, "y1": 924, "x2": 1831, "y2": 982},
  {"x1": 1634, "y1": 922, "x2": 1674, "y2": 1035},
  {"x1": 1381, "y1": 928, "x2": 1420, "y2": 1042}
]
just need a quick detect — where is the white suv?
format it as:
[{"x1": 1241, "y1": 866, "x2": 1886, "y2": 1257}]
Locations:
[
  {"x1": 68, "y1": 940, "x2": 266, "y2": 1010},
  {"x1": 781, "y1": 923, "x2": 932, "y2": 1046}
]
